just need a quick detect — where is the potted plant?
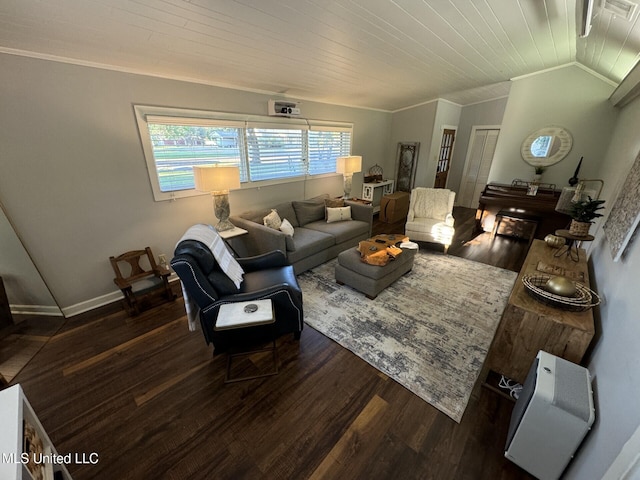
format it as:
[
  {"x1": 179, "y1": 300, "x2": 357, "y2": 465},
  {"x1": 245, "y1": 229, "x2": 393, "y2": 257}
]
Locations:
[{"x1": 568, "y1": 196, "x2": 605, "y2": 237}]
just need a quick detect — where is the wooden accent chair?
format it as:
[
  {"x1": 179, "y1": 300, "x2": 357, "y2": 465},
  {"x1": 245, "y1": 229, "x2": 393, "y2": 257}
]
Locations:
[{"x1": 109, "y1": 247, "x2": 175, "y2": 316}]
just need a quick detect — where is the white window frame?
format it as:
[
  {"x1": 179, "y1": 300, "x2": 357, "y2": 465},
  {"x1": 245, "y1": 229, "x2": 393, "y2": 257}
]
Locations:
[{"x1": 133, "y1": 105, "x2": 353, "y2": 201}]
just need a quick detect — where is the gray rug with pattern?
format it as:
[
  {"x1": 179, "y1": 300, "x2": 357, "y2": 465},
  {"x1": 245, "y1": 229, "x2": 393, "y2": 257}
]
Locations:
[{"x1": 297, "y1": 251, "x2": 517, "y2": 422}]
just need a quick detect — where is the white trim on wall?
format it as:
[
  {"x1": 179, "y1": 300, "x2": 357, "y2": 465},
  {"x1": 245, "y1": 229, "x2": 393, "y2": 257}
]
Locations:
[
  {"x1": 61, "y1": 275, "x2": 180, "y2": 317},
  {"x1": 9, "y1": 305, "x2": 64, "y2": 317},
  {"x1": 511, "y1": 61, "x2": 617, "y2": 87}
]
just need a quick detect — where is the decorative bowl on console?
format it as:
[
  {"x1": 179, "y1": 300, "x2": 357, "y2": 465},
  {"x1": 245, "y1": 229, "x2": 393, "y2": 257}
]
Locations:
[{"x1": 522, "y1": 274, "x2": 600, "y2": 311}]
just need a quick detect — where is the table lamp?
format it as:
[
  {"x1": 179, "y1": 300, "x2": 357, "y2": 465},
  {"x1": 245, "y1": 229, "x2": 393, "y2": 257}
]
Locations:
[
  {"x1": 336, "y1": 155, "x2": 362, "y2": 199},
  {"x1": 193, "y1": 166, "x2": 241, "y2": 231}
]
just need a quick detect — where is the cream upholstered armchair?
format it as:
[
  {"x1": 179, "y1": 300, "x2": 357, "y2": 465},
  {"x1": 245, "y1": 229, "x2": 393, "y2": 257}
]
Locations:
[{"x1": 405, "y1": 188, "x2": 456, "y2": 252}]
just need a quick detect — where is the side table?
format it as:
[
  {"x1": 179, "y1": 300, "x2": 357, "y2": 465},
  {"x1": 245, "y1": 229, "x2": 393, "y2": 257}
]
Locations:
[
  {"x1": 554, "y1": 229, "x2": 594, "y2": 262},
  {"x1": 215, "y1": 299, "x2": 278, "y2": 383},
  {"x1": 218, "y1": 226, "x2": 248, "y2": 256},
  {"x1": 362, "y1": 180, "x2": 394, "y2": 213}
]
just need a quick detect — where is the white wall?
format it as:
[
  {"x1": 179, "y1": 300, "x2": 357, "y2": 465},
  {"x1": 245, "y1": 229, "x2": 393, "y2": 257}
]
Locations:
[
  {"x1": 488, "y1": 65, "x2": 618, "y2": 187},
  {"x1": 564, "y1": 94, "x2": 640, "y2": 480},
  {"x1": 389, "y1": 100, "x2": 438, "y2": 188},
  {"x1": 0, "y1": 53, "x2": 391, "y2": 314}
]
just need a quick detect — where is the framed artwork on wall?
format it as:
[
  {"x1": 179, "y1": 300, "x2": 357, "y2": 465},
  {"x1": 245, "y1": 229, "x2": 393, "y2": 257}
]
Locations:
[
  {"x1": 603, "y1": 149, "x2": 640, "y2": 262},
  {"x1": 395, "y1": 142, "x2": 420, "y2": 193}
]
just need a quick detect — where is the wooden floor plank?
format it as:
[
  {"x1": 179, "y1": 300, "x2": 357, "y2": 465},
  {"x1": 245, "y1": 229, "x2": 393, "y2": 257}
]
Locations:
[
  {"x1": 61, "y1": 317, "x2": 184, "y2": 376},
  {"x1": 133, "y1": 358, "x2": 212, "y2": 406},
  {"x1": 309, "y1": 394, "x2": 391, "y2": 480}
]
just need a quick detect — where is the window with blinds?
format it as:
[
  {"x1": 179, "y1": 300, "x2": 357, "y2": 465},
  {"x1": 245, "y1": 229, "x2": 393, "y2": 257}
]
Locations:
[
  {"x1": 146, "y1": 122, "x2": 245, "y2": 192},
  {"x1": 246, "y1": 126, "x2": 305, "y2": 181},
  {"x1": 134, "y1": 105, "x2": 353, "y2": 201},
  {"x1": 308, "y1": 128, "x2": 352, "y2": 176}
]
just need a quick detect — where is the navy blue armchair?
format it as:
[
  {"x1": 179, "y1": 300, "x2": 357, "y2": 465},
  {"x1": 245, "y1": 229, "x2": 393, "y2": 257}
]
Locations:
[{"x1": 171, "y1": 239, "x2": 303, "y2": 353}]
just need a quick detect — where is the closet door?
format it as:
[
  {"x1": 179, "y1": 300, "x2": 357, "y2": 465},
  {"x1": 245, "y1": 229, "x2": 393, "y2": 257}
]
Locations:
[{"x1": 459, "y1": 128, "x2": 500, "y2": 208}]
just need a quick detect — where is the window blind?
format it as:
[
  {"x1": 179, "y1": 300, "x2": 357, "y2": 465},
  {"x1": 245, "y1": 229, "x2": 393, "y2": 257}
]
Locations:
[
  {"x1": 246, "y1": 127, "x2": 306, "y2": 181},
  {"x1": 308, "y1": 129, "x2": 352, "y2": 175},
  {"x1": 146, "y1": 122, "x2": 245, "y2": 191}
]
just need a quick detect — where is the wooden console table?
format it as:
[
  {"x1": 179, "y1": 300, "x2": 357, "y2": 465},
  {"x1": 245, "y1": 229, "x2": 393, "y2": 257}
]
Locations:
[{"x1": 485, "y1": 239, "x2": 595, "y2": 384}]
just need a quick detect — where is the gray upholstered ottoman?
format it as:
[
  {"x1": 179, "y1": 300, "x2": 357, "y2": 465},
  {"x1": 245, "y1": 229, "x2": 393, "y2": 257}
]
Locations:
[{"x1": 335, "y1": 247, "x2": 416, "y2": 299}]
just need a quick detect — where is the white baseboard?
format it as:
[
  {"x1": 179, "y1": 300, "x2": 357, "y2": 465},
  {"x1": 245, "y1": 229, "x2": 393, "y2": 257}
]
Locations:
[
  {"x1": 10, "y1": 305, "x2": 64, "y2": 317},
  {"x1": 61, "y1": 291, "x2": 124, "y2": 318},
  {"x1": 61, "y1": 274, "x2": 180, "y2": 317}
]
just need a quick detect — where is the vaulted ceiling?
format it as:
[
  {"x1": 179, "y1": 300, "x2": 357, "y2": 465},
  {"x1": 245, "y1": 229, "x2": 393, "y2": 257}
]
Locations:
[{"x1": 1, "y1": 0, "x2": 639, "y2": 110}]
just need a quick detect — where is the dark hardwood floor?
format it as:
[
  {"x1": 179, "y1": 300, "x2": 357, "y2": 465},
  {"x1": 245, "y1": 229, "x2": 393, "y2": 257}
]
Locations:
[
  {"x1": 3, "y1": 207, "x2": 535, "y2": 480},
  {"x1": 375, "y1": 206, "x2": 529, "y2": 273}
]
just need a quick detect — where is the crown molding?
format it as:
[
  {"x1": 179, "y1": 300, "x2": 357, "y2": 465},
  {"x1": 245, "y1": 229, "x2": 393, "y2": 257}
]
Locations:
[{"x1": 511, "y1": 61, "x2": 617, "y2": 87}]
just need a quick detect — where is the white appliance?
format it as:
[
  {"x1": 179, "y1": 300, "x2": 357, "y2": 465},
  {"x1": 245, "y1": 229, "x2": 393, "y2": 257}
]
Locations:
[
  {"x1": 268, "y1": 99, "x2": 301, "y2": 117},
  {"x1": 505, "y1": 350, "x2": 595, "y2": 480}
]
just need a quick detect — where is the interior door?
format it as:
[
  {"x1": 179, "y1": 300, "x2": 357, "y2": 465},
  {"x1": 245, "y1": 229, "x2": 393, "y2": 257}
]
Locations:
[
  {"x1": 434, "y1": 128, "x2": 456, "y2": 189},
  {"x1": 459, "y1": 128, "x2": 500, "y2": 208}
]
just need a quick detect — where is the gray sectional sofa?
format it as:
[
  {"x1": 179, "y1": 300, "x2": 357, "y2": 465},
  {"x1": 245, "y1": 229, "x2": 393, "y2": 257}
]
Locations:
[{"x1": 230, "y1": 194, "x2": 373, "y2": 274}]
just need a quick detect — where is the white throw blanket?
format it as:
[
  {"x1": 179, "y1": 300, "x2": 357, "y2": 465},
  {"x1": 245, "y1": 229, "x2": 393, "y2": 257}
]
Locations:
[
  {"x1": 176, "y1": 224, "x2": 245, "y2": 331},
  {"x1": 410, "y1": 188, "x2": 451, "y2": 220}
]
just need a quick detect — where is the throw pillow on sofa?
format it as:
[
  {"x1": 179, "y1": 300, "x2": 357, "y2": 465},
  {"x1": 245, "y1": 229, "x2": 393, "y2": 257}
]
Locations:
[
  {"x1": 280, "y1": 218, "x2": 295, "y2": 237},
  {"x1": 292, "y1": 200, "x2": 326, "y2": 226},
  {"x1": 324, "y1": 198, "x2": 345, "y2": 219},
  {"x1": 263, "y1": 209, "x2": 282, "y2": 230},
  {"x1": 326, "y1": 206, "x2": 352, "y2": 223}
]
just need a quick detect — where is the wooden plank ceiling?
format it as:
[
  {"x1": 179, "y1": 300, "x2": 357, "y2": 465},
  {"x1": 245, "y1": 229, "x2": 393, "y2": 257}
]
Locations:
[{"x1": 0, "y1": 0, "x2": 638, "y2": 110}]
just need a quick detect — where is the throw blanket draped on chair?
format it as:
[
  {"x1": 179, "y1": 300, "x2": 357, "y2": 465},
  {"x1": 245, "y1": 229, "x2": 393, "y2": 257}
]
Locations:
[
  {"x1": 176, "y1": 224, "x2": 245, "y2": 331},
  {"x1": 409, "y1": 187, "x2": 452, "y2": 221}
]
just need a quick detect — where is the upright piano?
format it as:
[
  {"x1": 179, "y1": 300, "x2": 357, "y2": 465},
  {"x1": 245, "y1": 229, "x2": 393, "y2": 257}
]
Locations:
[{"x1": 475, "y1": 183, "x2": 571, "y2": 239}]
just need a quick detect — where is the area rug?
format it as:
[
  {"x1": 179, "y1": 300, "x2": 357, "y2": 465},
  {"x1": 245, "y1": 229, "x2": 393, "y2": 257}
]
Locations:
[{"x1": 297, "y1": 251, "x2": 517, "y2": 422}]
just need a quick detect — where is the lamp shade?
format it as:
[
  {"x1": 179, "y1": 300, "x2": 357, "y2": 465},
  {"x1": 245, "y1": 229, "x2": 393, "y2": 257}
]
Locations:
[
  {"x1": 193, "y1": 166, "x2": 240, "y2": 192},
  {"x1": 336, "y1": 156, "x2": 362, "y2": 175}
]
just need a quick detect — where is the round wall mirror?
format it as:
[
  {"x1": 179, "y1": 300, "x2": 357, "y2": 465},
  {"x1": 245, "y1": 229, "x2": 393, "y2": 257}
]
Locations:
[{"x1": 521, "y1": 126, "x2": 573, "y2": 167}]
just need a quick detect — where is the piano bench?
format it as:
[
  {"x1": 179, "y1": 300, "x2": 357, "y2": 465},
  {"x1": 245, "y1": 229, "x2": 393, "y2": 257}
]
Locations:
[{"x1": 491, "y1": 209, "x2": 539, "y2": 248}]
